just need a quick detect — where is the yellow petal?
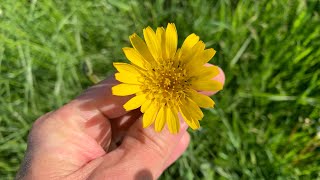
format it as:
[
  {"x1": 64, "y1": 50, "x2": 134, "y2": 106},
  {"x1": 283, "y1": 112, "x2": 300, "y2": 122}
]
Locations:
[
  {"x1": 188, "y1": 90, "x2": 215, "y2": 108},
  {"x1": 167, "y1": 107, "x2": 180, "y2": 134},
  {"x1": 201, "y1": 48, "x2": 216, "y2": 64},
  {"x1": 180, "y1": 33, "x2": 199, "y2": 56},
  {"x1": 156, "y1": 27, "x2": 167, "y2": 60},
  {"x1": 155, "y1": 105, "x2": 166, "y2": 132},
  {"x1": 189, "y1": 66, "x2": 220, "y2": 80},
  {"x1": 141, "y1": 98, "x2": 152, "y2": 113},
  {"x1": 181, "y1": 40, "x2": 205, "y2": 64},
  {"x1": 143, "y1": 27, "x2": 161, "y2": 62},
  {"x1": 174, "y1": 48, "x2": 181, "y2": 60},
  {"x1": 113, "y1": 62, "x2": 142, "y2": 74},
  {"x1": 122, "y1": 47, "x2": 147, "y2": 69},
  {"x1": 143, "y1": 102, "x2": 159, "y2": 128},
  {"x1": 191, "y1": 118, "x2": 200, "y2": 129},
  {"x1": 192, "y1": 80, "x2": 223, "y2": 91},
  {"x1": 187, "y1": 48, "x2": 216, "y2": 68},
  {"x1": 185, "y1": 98, "x2": 204, "y2": 120},
  {"x1": 112, "y1": 84, "x2": 141, "y2": 96},
  {"x1": 115, "y1": 72, "x2": 141, "y2": 84},
  {"x1": 165, "y1": 23, "x2": 178, "y2": 59},
  {"x1": 179, "y1": 105, "x2": 200, "y2": 130},
  {"x1": 123, "y1": 94, "x2": 146, "y2": 111},
  {"x1": 129, "y1": 33, "x2": 156, "y2": 64}
]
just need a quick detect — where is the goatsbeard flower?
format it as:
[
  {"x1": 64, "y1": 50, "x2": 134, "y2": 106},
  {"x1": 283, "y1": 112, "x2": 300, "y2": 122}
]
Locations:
[{"x1": 112, "y1": 23, "x2": 223, "y2": 134}]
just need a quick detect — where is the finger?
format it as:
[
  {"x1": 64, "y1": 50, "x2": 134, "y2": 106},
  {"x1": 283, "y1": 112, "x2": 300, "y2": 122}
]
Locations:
[
  {"x1": 162, "y1": 132, "x2": 190, "y2": 170},
  {"x1": 54, "y1": 75, "x2": 131, "y2": 149},
  {"x1": 119, "y1": 119, "x2": 189, "y2": 179},
  {"x1": 74, "y1": 76, "x2": 130, "y2": 119},
  {"x1": 108, "y1": 109, "x2": 142, "y2": 152},
  {"x1": 201, "y1": 64, "x2": 225, "y2": 96},
  {"x1": 88, "y1": 120, "x2": 189, "y2": 180}
]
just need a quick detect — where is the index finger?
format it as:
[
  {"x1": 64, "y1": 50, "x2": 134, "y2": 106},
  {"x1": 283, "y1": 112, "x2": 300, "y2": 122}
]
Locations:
[{"x1": 73, "y1": 75, "x2": 131, "y2": 119}]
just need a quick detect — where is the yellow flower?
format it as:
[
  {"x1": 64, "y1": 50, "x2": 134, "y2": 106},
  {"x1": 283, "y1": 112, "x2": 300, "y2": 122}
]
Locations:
[{"x1": 112, "y1": 23, "x2": 223, "y2": 134}]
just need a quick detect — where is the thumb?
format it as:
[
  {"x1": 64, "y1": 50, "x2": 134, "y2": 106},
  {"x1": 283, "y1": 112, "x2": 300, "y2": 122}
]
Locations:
[
  {"x1": 89, "y1": 118, "x2": 189, "y2": 179},
  {"x1": 122, "y1": 118, "x2": 189, "y2": 178}
]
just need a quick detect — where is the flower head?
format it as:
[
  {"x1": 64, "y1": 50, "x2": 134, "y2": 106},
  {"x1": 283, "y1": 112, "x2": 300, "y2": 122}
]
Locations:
[{"x1": 112, "y1": 23, "x2": 223, "y2": 134}]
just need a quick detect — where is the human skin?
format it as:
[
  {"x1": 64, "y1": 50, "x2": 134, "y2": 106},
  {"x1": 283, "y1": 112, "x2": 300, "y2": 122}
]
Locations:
[{"x1": 16, "y1": 67, "x2": 225, "y2": 180}]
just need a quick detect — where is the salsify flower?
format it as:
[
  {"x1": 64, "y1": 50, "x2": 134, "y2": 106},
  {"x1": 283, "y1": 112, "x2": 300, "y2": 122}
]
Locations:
[{"x1": 112, "y1": 23, "x2": 223, "y2": 134}]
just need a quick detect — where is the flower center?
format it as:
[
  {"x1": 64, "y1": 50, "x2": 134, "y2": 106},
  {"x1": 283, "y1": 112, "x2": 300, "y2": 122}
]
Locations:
[{"x1": 142, "y1": 60, "x2": 190, "y2": 104}]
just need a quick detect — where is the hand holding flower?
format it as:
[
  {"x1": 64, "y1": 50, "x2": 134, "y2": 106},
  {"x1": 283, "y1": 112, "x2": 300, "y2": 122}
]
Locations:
[{"x1": 16, "y1": 23, "x2": 225, "y2": 179}]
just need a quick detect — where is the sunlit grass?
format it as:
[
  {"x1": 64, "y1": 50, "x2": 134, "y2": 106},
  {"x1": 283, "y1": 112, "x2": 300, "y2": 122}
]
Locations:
[{"x1": 0, "y1": 0, "x2": 319, "y2": 179}]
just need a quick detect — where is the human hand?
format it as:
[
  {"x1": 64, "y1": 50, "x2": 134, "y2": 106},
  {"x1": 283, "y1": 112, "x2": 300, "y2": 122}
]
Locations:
[{"x1": 16, "y1": 68, "x2": 224, "y2": 180}]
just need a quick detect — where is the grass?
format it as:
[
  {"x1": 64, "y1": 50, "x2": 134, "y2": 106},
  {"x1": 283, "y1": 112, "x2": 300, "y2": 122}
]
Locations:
[{"x1": 0, "y1": 0, "x2": 319, "y2": 179}]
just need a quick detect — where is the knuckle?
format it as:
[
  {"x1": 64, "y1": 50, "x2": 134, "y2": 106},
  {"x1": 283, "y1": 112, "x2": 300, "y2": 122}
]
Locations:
[
  {"x1": 32, "y1": 110, "x2": 56, "y2": 129},
  {"x1": 28, "y1": 111, "x2": 56, "y2": 145}
]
